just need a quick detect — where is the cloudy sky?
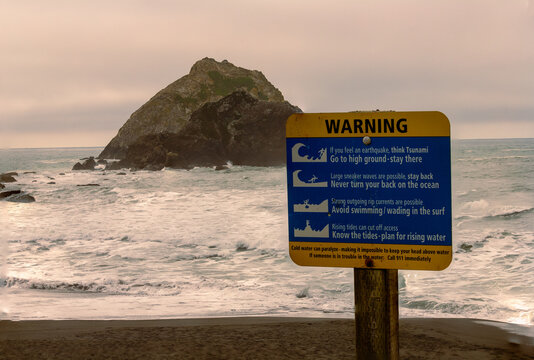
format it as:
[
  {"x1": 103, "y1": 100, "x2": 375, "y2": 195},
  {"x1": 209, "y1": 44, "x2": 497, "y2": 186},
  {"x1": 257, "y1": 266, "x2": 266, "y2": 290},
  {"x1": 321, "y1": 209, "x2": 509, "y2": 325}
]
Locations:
[{"x1": 1, "y1": 0, "x2": 533, "y2": 148}]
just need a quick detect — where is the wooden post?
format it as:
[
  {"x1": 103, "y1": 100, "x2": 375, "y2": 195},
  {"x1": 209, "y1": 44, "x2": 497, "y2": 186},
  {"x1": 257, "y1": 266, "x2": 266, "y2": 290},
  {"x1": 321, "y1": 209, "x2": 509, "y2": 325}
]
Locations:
[{"x1": 354, "y1": 268, "x2": 399, "y2": 360}]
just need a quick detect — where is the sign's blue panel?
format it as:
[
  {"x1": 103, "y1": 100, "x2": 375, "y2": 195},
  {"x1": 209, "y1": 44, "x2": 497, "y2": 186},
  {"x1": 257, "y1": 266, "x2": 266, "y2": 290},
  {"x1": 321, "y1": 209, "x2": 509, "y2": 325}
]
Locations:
[{"x1": 287, "y1": 137, "x2": 451, "y2": 246}]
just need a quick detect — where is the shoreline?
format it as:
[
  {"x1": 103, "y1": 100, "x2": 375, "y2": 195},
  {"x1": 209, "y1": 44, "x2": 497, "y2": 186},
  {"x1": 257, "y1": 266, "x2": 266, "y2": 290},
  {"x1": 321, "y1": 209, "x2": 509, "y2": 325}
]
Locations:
[{"x1": 1, "y1": 317, "x2": 532, "y2": 359}]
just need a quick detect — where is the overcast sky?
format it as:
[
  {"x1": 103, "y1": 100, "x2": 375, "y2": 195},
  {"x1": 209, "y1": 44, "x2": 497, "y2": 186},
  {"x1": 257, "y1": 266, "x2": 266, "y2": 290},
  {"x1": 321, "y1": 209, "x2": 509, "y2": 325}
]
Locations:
[{"x1": 1, "y1": 0, "x2": 533, "y2": 148}]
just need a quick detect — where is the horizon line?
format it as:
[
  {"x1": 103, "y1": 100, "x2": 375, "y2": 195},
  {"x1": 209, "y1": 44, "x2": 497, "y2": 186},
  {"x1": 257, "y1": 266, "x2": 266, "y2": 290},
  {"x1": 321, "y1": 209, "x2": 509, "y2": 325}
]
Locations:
[
  {"x1": 1, "y1": 137, "x2": 533, "y2": 151},
  {"x1": 0, "y1": 146, "x2": 105, "y2": 151}
]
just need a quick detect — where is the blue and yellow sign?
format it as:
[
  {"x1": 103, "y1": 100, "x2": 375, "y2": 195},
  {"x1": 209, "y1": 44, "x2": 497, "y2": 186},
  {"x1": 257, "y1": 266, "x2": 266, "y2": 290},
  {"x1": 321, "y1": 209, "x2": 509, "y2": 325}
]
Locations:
[{"x1": 286, "y1": 111, "x2": 452, "y2": 270}]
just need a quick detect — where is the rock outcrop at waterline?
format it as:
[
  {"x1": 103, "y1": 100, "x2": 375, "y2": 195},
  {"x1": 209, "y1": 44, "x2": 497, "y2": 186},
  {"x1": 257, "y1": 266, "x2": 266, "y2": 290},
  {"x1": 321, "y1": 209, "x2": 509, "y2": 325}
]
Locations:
[
  {"x1": 0, "y1": 172, "x2": 36, "y2": 202},
  {"x1": 0, "y1": 172, "x2": 17, "y2": 183},
  {"x1": 3, "y1": 192, "x2": 36, "y2": 203},
  {"x1": 72, "y1": 157, "x2": 110, "y2": 171},
  {"x1": 72, "y1": 157, "x2": 97, "y2": 170},
  {"x1": 99, "y1": 58, "x2": 286, "y2": 159},
  {"x1": 112, "y1": 91, "x2": 300, "y2": 170},
  {"x1": 0, "y1": 190, "x2": 22, "y2": 199}
]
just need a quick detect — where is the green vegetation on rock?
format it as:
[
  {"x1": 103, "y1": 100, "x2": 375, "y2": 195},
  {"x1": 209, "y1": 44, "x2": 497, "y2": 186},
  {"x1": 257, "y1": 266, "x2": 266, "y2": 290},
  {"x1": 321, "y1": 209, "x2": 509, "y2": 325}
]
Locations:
[{"x1": 208, "y1": 71, "x2": 255, "y2": 96}]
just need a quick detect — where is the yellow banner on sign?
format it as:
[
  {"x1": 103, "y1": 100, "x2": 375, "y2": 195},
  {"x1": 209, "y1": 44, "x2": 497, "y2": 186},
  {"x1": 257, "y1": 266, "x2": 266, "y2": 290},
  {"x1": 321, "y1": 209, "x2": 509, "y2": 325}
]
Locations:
[
  {"x1": 289, "y1": 242, "x2": 452, "y2": 271},
  {"x1": 286, "y1": 111, "x2": 450, "y2": 138}
]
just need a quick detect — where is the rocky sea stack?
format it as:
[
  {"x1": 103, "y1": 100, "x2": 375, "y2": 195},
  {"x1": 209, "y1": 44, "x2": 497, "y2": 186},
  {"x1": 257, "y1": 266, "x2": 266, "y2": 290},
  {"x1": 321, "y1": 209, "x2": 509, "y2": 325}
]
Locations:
[
  {"x1": 113, "y1": 91, "x2": 299, "y2": 170},
  {"x1": 99, "y1": 57, "x2": 295, "y2": 165}
]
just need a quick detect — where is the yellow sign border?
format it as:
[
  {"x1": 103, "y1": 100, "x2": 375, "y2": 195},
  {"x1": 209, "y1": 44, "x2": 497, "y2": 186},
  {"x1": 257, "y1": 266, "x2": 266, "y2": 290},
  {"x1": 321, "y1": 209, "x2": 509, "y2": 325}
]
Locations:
[
  {"x1": 289, "y1": 242, "x2": 452, "y2": 271},
  {"x1": 286, "y1": 111, "x2": 452, "y2": 270},
  {"x1": 286, "y1": 111, "x2": 450, "y2": 138}
]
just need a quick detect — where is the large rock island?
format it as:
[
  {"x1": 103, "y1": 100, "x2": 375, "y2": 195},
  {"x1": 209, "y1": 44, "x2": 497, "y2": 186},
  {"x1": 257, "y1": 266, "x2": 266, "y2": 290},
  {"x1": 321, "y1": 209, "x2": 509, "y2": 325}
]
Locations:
[{"x1": 99, "y1": 58, "x2": 294, "y2": 163}]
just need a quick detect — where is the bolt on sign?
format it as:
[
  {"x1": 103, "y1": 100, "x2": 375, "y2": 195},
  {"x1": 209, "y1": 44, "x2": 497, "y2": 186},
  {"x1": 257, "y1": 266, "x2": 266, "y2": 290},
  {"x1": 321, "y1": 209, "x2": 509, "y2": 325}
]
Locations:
[{"x1": 286, "y1": 111, "x2": 452, "y2": 270}]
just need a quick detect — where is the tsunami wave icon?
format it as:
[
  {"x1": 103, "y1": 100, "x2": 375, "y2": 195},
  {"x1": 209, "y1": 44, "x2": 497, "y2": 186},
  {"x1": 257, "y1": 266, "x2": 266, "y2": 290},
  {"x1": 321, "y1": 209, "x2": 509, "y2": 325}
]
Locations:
[{"x1": 292, "y1": 143, "x2": 327, "y2": 163}]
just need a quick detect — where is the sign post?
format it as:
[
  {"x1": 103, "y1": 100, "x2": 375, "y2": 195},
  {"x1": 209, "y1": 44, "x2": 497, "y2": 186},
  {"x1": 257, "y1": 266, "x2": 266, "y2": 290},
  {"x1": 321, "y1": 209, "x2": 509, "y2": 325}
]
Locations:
[
  {"x1": 286, "y1": 111, "x2": 452, "y2": 359},
  {"x1": 354, "y1": 268, "x2": 399, "y2": 360}
]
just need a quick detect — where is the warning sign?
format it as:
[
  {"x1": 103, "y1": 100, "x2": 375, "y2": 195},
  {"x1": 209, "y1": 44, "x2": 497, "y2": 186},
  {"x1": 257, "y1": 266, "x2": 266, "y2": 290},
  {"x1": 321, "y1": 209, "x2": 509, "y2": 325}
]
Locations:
[{"x1": 286, "y1": 111, "x2": 452, "y2": 270}]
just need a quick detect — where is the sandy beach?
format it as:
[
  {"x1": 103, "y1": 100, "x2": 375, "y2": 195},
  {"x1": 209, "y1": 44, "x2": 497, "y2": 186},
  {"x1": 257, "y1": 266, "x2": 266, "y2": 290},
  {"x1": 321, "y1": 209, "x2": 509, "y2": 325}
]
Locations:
[{"x1": 0, "y1": 317, "x2": 532, "y2": 359}]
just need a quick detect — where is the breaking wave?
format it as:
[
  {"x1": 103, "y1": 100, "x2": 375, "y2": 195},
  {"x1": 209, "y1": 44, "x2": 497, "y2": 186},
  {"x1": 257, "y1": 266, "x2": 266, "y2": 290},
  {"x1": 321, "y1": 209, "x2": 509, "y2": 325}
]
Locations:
[
  {"x1": 1, "y1": 277, "x2": 183, "y2": 296},
  {"x1": 484, "y1": 207, "x2": 534, "y2": 220},
  {"x1": 458, "y1": 200, "x2": 533, "y2": 220}
]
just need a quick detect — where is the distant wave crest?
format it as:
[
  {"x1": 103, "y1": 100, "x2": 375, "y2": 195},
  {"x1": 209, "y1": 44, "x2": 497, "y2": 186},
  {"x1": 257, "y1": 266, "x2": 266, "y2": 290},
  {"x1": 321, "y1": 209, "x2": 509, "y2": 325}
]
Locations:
[
  {"x1": 401, "y1": 298, "x2": 487, "y2": 314},
  {"x1": 485, "y1": 207, "x2": 534, "y2": 219},
  {"x1": 458, "y1": 200, "x2": 534, "y2": 221}
]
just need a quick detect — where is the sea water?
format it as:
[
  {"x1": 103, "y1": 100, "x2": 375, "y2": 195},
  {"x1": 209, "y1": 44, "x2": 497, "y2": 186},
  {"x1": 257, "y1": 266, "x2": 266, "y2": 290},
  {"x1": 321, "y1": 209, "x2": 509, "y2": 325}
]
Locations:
[{"x1": 0, "y1": 140, "x2": 532, "y2": 327}]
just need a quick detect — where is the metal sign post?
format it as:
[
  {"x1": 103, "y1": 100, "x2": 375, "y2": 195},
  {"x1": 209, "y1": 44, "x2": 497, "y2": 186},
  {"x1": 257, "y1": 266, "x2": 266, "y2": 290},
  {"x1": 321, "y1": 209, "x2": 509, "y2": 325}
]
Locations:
[{"x1": 286, "y1": 111, "x2": 452, "y2": 358}]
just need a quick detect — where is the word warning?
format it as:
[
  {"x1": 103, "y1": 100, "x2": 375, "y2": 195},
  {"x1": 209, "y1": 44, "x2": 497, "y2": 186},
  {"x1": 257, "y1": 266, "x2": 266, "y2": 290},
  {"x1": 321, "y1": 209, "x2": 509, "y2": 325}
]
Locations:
[{"x1": 286, "y1": 111, "x2": 452, "y2": 270}]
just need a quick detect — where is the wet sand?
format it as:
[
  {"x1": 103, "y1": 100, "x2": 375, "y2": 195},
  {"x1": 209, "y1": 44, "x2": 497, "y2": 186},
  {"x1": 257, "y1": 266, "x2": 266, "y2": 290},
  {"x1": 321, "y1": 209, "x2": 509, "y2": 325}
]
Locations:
[{"x1": 1, "y1": 317, "x2": 532, "y2": 359}]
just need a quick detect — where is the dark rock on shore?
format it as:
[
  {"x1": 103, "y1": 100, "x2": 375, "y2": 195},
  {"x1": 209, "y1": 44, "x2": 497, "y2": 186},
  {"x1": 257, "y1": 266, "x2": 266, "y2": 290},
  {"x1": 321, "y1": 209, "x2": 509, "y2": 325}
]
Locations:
[
  {"x1": 0, "y1": 188, "x2": 35, "y2": 203},
  {"x1": 113, "y1": 91, "x2": 300, "y2": 170},
  {"x1": 0, "y1": 183, "x2": 4, "y2": 189},
  {"x1": 73, "y1": 157, "x2": 97, "y2": 170},
  {"x1": 77, "y1": 184, "x2": 100, "y2": 187},
  {"x1": 0, "y1": 173, "x2": 17, "y2": 182},
  {"x1": 0, "y1": 190, "x2": 22, "y2": 199},
  {"x1": 5, "y1": 193, "x2": 36, "y2": 203}
]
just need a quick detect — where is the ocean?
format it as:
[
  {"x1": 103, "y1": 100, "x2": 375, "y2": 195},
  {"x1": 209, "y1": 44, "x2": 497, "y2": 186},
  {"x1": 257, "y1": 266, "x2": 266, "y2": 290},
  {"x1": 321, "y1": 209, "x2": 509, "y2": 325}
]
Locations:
[{"x1": 0, "y1": 139, "x2": 533, "y2": 329}]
